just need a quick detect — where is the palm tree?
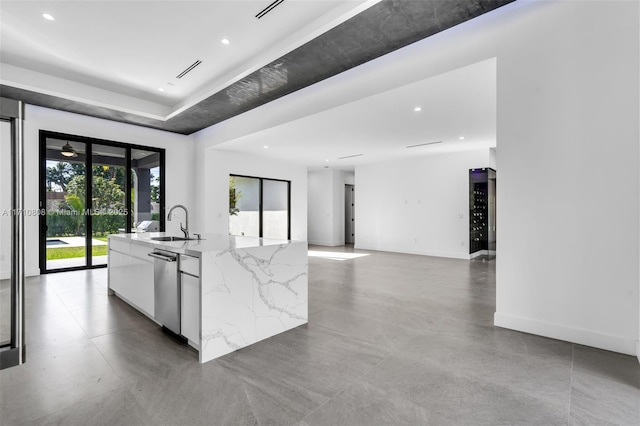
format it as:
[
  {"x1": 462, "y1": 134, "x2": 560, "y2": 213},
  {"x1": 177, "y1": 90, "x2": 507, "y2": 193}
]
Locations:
[{"x1": 64, "y1": 193, "x2": 85, "y2": 236}]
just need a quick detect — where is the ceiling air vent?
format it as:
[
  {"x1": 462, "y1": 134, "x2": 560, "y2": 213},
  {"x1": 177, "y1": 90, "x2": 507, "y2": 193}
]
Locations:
[
  {"x1": 406, "y1": 141, "x2": 442, "y2": 148},
  {"x1": 256, "y1": 0, "x2": 285, "y2": 19},
  {"x1": 176, "y1": 60, "x2": 202, "y2": 79},
  {"x1": 338, "y1": 154, "x2": 364, "y2": 160}
]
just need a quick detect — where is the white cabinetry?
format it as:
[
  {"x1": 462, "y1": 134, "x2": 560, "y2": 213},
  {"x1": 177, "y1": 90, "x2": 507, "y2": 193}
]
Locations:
[
  {"x1": 180, "y1": 255, "x2": 200, "y2": 346},
  {"x1": 108, "y1": 239, "x2": 154, "y2": 317}
]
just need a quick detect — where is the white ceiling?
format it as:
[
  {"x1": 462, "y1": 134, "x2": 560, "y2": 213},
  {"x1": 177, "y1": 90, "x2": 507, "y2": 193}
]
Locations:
[
  {"x1": 2, "y1": 1, "x2": 497, "y2": 169},
  {"x1": 215, "y1": 58, "x2": 496, "y2": 169},
  {"x1": 0, "y1": 0, "x2": 379, "y2": 118}
]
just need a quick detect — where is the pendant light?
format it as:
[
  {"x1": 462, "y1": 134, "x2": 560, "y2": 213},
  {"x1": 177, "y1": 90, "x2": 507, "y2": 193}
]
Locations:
[{"x1": 61, "y1": 142, "x2": 78, "y2": 158}]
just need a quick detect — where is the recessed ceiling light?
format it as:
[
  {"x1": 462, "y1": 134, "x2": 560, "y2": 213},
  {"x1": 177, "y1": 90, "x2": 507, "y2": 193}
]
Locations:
[
  {"x1": 263, "y1": 145, "x2": 269, "y2": 149},
  {"x1": 42, "y1": 13, "x2": 55, "y2": 21},
  {"x1": 158, "y1": 88, "x2": 165, "y2": 92},
  {"x1": 413, "y1": 106, "x2": 422, "y2": 112},
  {"x1": 325, "y1": 159, "x2": 329, "y2": 162},
  {"x1": 221, "y1": 38, "x2": 230, "y2": 45},
  {"x1": 459, "y1": 136, "x2": 465, "y2": 140}
]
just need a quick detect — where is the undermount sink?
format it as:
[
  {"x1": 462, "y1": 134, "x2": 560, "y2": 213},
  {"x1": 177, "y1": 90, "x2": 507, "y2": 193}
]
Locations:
[{"x1": 150, "y1": 236, "x2": 195, "y2": 242}]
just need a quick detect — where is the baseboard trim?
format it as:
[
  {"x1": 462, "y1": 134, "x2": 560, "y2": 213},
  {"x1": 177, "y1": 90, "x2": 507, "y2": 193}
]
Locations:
[
  {"x1": 354, "y1": 244, "x2": 470, "y2": 260},
  {"x1": 494, "y1": 312, "x2": 636, "y2": 356},
  {"x1": 308, "y1": 240, "x2": 344, "y2": 247}
]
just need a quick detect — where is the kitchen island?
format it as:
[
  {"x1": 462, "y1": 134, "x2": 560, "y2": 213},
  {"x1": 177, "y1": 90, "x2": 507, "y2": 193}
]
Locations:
[{"x1": 107, "y1": 232, "x2": 308, "y2": 363}]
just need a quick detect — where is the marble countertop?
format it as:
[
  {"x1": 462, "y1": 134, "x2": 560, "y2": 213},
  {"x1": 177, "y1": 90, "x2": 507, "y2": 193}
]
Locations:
[{"x1": 109, "y1": 232, "x2": 296, "y2": 257}]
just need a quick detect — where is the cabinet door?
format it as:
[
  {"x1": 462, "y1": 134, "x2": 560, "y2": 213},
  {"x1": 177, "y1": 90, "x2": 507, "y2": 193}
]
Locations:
[
  {"x1": 109, "y1": 249, "x2": 154, "y2": 317},
  {"x1": 181, "y1": 273, "x2": 200, "y2": 345}
]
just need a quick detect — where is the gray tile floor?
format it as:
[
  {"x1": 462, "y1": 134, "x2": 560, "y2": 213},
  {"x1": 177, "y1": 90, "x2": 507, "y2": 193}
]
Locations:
[{"x1": 1, "y1": 246, "x2": 639, "y2": 425}]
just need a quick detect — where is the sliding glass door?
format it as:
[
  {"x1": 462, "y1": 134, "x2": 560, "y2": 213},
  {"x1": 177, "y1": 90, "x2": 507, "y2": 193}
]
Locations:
[
  {"x1": 91, "y1": 144, "x2": 127, "y2": 266},
  {"x1": 229, "y1": 175, "x2": 290, "y2": 240},
  {"x1": 40, "y1": 131, "x2": 165, "y2": 273},
  {"x1": 43, "y1": 139, "x2": 88, "y2": 270}
]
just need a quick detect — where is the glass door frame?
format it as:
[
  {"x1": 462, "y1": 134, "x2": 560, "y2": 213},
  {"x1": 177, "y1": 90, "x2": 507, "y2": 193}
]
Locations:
[
  {"x1": 229, "y1": 174, "x2": 291, "y2": 240},
  {"x1": 0, "y1": 97, "x2": 26, "y2": 369},
  {"x1": 39, "y1": 130, "x2": 165, "y2": 273}
]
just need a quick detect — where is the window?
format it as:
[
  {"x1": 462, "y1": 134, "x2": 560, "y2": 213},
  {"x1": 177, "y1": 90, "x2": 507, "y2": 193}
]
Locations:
[{"x1": 229, "y1": 175, "x2": 290, "y2": 240}]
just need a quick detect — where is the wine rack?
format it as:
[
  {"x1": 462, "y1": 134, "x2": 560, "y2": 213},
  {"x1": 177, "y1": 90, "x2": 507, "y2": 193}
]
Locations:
[{"x1": 469, "y1": 168, "x2": 496, "y2": 258}]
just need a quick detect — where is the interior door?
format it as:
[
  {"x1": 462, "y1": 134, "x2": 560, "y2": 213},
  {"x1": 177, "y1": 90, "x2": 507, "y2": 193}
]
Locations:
[{"x1": 345, "y1": 184, "x2": 355, "y2": 244}]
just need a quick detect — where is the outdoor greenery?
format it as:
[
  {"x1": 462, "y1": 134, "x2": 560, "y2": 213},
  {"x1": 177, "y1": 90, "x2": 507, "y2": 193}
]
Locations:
[
  {"x1": 45, "y1": 161, "x2": 160, "y2": 264},
  {"x1": 44, "y1": 162, "x2": 159, "y2": 263},
  {"x1": 229, "y1": 176, "x2": 242, "y2": 216},
  {"x1": 150, "y1": 175, "x2": 160, "y2": 203},
  {"x1": 45, "y1": 210, "x2": 125, "y2": 238},
  {"x1": 46, "y1": 245, "x2": 108, "y2": 260},
  {"x1": 46, "y1": 168, "x2": 126, "y2": 237},
  {"x1": 45, "y1": 162, "x2": 85, "y2": 192}
]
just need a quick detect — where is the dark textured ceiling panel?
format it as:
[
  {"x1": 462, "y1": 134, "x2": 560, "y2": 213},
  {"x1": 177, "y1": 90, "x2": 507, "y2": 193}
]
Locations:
[{"x1": 1, "y1": 0, "x2": 515, "y2": 134}]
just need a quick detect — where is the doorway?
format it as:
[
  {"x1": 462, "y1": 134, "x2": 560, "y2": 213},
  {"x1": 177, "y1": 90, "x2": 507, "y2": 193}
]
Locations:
[
  {"x1": 39, "y1": 131, "x2": 165, "y2": 273},
  {"x1": 345, "y1": 184, "x2": 355, "y2": 244}
]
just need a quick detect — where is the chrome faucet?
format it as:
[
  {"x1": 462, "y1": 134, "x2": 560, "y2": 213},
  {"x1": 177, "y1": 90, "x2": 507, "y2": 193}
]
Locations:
[{"x1": 167, "y1": 204, "x2": 189, "y2": 239}]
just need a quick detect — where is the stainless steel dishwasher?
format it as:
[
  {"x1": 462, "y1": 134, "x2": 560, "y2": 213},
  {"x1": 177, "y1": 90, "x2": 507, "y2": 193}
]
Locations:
[{"x1": 148, "y1": 249, "x2": 182, "y2": 337}]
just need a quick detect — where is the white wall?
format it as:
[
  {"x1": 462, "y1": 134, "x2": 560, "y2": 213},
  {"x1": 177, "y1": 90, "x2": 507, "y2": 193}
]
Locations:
[
  {"x1": 355, "y1": 150, "x2": 489, "y2": 259},
  {"x1": 308, "y1": 169, "x2": 333, "y2": 245},
  {"x1": 307, "y1": 168, "x2": 354, "y2": 246},
  {"x1": 182, "y1": 1, "x2": 639, "y2": 356},
  {"x1": 194, "y1": 148, "x2": 307, "y2": 241},
  {"x1": 22, "y1": 105, "x2": 195, "y2": 276},
  {"x1": 494, "y1": 0, "x2": 639, "y2": 356},
  {"x1": 489, "y1": 148, "x2": 497, "y2": 170},
  {"x1": 12, "y1": 2, "x2": 638, "y2": 357}
]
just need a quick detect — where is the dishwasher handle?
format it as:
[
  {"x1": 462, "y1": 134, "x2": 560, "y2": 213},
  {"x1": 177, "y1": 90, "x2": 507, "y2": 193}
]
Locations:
[{"x1": 148, "y1": 251, "x2": 178, "y2": 262}]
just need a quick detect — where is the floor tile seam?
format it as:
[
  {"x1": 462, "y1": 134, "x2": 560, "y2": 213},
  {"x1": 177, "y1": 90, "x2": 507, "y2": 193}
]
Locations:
[
  {"x1": 6, "y1": 377, "x2": 124, "y2": 424},
  {"x1": 36, "y1": 285, "x2": 94, "y2": 344},
  {"x1": 308, "y1": 322, "x2": 396, "y2": 353},
  {"x1": 214, "y1": 363, "x2": 327, "y2": 420},
  {"x1": 321, "y1": 304, "x2": 442, "y2": 334},
  {"x1": 88, "y1": 332, "x2": 120, "y2": 378},
  {"x1": 377, "y1": 345, "x2": 575, "y2": 409},
  {"x1": 567, "y1": 403, "x2": 632, "y2": 426},
  {"x1": 569, "y1": 369, "x2": 640, "y2": 394},
  {"x1": 567, "y1": 344, "x2": 575, "y2": 425},
  {"x1": 52, "y1": 284, "x2": 94, "y2": 315},
  {"x1": 239, "y1": 380, "x2": 263, "y2": 426},
  {"x1": 392, "y1": 324, "x2": 576, "y2": 363},
  {"x1": 65, "y1": 305, "x2": 105, "y2": 340},
  {"x1": 296, "y1": 341, "x2": 398, "y2": 424},
  {"x1": 311, "y1": 308, "x2": 432, "y2": 344},
  {"x1": 397, "y1": 341, "x2": 575, "y2": 376},
  {"x1": 373, "y1": 357, "x2": 573, "y2": 418},
  {"x1": 26, "y1": 387, "x2": 127, "y2": 425}
]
